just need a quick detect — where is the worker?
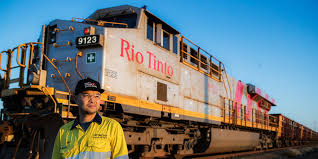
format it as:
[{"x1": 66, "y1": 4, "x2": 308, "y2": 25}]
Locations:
[{"x1": 52, "y1": 78, "x2": 128, "y2": 159}]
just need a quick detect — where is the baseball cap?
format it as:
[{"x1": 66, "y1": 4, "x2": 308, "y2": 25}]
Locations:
[{"x1": 75, "y1": 78, "x2": 104, "y2": 95}]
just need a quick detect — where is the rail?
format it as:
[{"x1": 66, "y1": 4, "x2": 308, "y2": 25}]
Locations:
[
  {"x1": 75, "y1": 51, "x2": 84, "y2": 79},
  {"x1": 42, "y1": 54, "x2": 71, "y2": 117},
  {"x1": 72, "y1": 17, "x2": 129, "y2": 28},
  {"x1": 181, "y1": 145, "x2": 312, "y2": 159},
  {"x1": 0, "y1": 42, "x2": 42, "y2": 88},
  {"x1": 221, "y1": 65, "x2": 232, "y2": 100},
  {"x1": 0, "y1": 42, "x2": 72, "y2": 118},
  {"x1": 221, "y1": 96, "x2": 278, "y2": 131},
  {"x1": 180, "y1": 36, "x2": 222, "y2": 82},
  {"x1": 179, "y1": 36, "x2": 233, "y2": 100}
]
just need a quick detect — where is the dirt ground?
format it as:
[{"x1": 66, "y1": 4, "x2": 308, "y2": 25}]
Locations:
[{"x1": 236, "y1": 146, "x2": 318, "y2": 159}]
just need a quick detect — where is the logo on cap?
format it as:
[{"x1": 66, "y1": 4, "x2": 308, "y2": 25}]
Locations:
[
  {"x1": 75, "y1": 78, "x2": 104, "y2": 95},
  {"x1": 84, "y1": 82, "x2": 97, "y2": 88}
]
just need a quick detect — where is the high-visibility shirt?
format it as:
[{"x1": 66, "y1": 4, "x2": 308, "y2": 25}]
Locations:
[{"x1": 52, "y1": 113, "x2": 128, "y2": 159}]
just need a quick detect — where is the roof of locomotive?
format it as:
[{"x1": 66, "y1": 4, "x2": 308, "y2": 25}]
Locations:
[
  {"x1": 87, "y1": 5, "x2": 179, "y2": 34},
  {"x1": 88, "y1": 5, "x2": 141, "y2": 20}
]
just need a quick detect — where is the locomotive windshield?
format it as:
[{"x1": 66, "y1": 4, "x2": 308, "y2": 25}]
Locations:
[
  {"x1": 87, "y1": 5, "x2": 140, "y2": 28},
  {"x1": 94, "y1": 13, "x2": 137, "y2": 28}
]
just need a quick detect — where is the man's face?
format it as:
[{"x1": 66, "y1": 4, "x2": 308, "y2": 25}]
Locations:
[{"x1": 76, "y1": 90, "x2": 101, "y2": 115}]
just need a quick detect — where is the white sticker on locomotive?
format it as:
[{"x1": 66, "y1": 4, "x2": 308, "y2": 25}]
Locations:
[
  {"x1": 86, "y1": 52, "x2": 96, "y2": 64},
  {"x1": 105, "y1": 68, "x2": 118, "y2": 79}
]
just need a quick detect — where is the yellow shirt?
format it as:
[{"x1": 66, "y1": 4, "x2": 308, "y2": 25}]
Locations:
[{"x1": 52, "y1": 113, "x2": 128, "y2": 159}]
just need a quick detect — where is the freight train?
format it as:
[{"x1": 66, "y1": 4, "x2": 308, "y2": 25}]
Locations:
[{"x1": 0, "y1": 5, "x2": 317, "y2": 159}]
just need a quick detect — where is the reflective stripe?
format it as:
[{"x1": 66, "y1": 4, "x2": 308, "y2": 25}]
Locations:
[
  {"x1": 66, "y1": 151, "x2": 111, "y2": 159},
  {"x1": 115, "y1": 155, "x2": 129, "y2": 159}
]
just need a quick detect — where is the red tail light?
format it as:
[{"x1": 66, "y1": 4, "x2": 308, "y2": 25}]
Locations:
[{"x1": 84, "y1": 27, "x2": 90, "y2": 35}]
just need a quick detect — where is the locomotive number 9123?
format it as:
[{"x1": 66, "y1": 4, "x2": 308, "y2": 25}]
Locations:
[{"x1": 76, "y1": 35, "x2": 102, "y2": 48}]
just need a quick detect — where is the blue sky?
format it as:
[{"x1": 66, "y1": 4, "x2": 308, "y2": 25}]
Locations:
[{"x1": 0, "y1": 0, "x2": 317, "y2": 131}]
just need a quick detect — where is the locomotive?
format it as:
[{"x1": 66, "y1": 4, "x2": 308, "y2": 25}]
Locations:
[{"x1": 0, "y1": 5, "x2": 317, "y2": 158}]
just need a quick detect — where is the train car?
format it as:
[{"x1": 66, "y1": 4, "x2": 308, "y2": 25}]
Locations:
[
  {"x1": 271, "y1": 114, "x2": 318, "y2": 147},
  {"x1": 313, "y1": 131, "x2": 318, "y2": 142},
  {"x1": 0, "y1": 5, "x2": 316, "y2": 159},
  {"x1": 272, "y1": 114, "x2": 302, "y2": 146}
]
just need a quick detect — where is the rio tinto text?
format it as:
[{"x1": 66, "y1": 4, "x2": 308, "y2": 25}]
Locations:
[{"x1": 120, "y1": 39, "x2": 173, "y2": 77}]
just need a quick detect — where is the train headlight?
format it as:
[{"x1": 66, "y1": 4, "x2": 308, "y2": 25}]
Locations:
[{"x1": 28, "y1": 71, "x2": 40, "y2": 85}]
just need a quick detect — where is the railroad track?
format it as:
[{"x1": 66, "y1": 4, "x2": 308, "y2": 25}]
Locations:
[{"x1": 174, "y1": 145, "x2": 318, "y2": 159}]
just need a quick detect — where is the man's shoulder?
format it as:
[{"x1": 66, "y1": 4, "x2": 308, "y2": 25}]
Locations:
[
  {"x1": 59, "y1": 120, "x2": 75, "y2": 131},
  {"x1": 100, "y1": 115, "x2": 121, "y2": 127},
  {"x1": 101, "y1": 116, "x2": 119, "y2": 124}
]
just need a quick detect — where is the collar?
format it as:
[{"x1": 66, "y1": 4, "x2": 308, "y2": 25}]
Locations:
[{"x1": 71, "y1": 112, "x2": 102, "y2": 130}]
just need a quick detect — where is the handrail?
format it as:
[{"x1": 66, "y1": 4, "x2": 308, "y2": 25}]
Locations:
[
  {"x1": 42, "y1": 54, "x2": 70, "y2": 93},
  {"x1": 42, "y1": 87, "x2": 57, "y2": 113},
  {"x1": 221, "y1": 96, "x2": 279, "y2": 129},
  {"x1": 221, "y1": 63, "x2": 232, "y2": 100},
  {"x1": 181, "y1": 50, "x2": 220, "y2": 74},
  {"x1": 179, "y1": 35, "x2": 233, "y2": 101},
  {"x1": 16, "y1": 44, "x2": 27, "y2": 68},
  {"x1": 0, "y1": 42, "x2": 44, "y2": 89},
  {"x1": 25, "y1": 42, "x2": 42, "y2": 87},
  {"x1": 42, "y1": 53, "x2": 71, "y2": 118},
  {"x1": 179, "y1": 35, "x2": 224, "y2": 84},
  {"x1": 52, "y1": 57, "x2": 72, "y2": 63},
  {"x1": 0, "y1": 42, "x2": 73, "y2": 118},
  {"x1": 54, "y1": 26, "x2": 74, "y2": 32},
  {"x1": 0, "y1": 51, "x2": 9, "y2": 71},
  {"x1": 72, "y1": 17, "x2": 128, "y2": 28},
  {"x1": 75, "y1": 51, "x2": 84, "y2": 79},
  {"x1": 53, "y1": 41, "x2": 71, "y2": 48},
  {"x1": 221, "y1": 74, "x2": 229, "y2": 99},
  {"x1": 181, "y1": 35, "x2": 222, "y2": 63}
]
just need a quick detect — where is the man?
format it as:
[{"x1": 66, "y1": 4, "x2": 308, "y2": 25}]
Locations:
[{"x1": 52, "y1": 78, "x2": 128, "y2": 159}]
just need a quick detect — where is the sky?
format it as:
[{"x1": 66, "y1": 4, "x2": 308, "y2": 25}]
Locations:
[{"x1": 0, "y1": 0, "x2": 317, "y2": 131}]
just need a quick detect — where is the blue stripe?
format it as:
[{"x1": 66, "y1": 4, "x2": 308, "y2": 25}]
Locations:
[
  {"x1": 66, "y1": 151, "x2": 111, "y2": 159},
  {"x1": 115, "y1": 155, "x2": 129, "y2": 159}
]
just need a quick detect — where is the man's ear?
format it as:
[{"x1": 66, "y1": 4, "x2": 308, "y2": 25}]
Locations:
[{"x1": 71, "y1": 94, "x2": 77, "y2": 103}]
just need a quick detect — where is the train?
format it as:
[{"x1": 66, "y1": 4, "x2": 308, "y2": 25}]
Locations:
[{"x1": 0, "y1": 5, "x2": 317, "y2": 159}]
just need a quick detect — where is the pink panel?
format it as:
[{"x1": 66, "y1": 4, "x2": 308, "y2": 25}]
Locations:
[
  {"x1": 264, "y1": 110, "x2": 269, "y2": 123},
  {"x1": 272, "y1": 98, "x2": 276, "y2": 105},
  {"x1": 265, "y1": 94, "x2": 269, "y2": 100},
  {"x1": 256, "y1": 87, "x2": 262, "y2": 95},
  {"x1": 247, "y1": 94, "x2": 253, "y2": 120},
  {"x1": 234, "y1": 81, "x2": 244, "y2": 117},
  {"x1": 257, "y1": 100, "x2": 262, "y2": 109}
]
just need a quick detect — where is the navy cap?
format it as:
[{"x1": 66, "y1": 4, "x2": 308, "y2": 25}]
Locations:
[{"x1": 75, "y1": 78, "x2": 104, "y2": 95}]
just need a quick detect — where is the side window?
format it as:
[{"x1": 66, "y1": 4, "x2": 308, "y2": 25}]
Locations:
[
  {"x1": 173, "y1": 35, "x2": 178, "y2": 54},
  {"x1": 163, "y1": 30, "x2": 170, "y2": 50},
  {"x1": 147, "y1": 20, "x2": 158, "y2": 44},
  {"x1": 155, "y1": 26, "x2": 157, "y2": 44},
  {"x1": 147, "y1": 18, "x2": 178, "y2": 55},
  {"x1": 147, "y1": 20, "x2": 154, "y2": 41}
]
